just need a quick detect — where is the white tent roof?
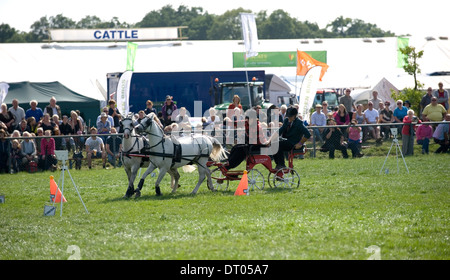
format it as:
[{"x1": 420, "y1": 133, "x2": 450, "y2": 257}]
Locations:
[{"x1": 1, "y1": 36, "x2": 449, "y2": 101}]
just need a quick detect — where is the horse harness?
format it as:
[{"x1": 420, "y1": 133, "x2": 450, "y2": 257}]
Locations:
[{"x1": 122, "y1": 131, "x2": 211, "y2": 169}]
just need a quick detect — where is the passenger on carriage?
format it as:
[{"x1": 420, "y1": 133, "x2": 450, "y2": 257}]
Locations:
[
  {"x1": 223, "y1": 110, "x2": 267, "y2": 172},
  {"x1": 267, "y1": 107, "x2": 311, "y2": 169}
]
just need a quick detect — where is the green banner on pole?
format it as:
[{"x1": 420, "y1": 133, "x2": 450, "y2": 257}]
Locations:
[
  {"x1": 233, "y1": 51, "x2": 327, "y2": 68},
  {"x1": 126, "y1": 42, "x2": 138, "y2": 71},
  {"x1": 397, "y1": 37, "x2": 409, "y2": 68}
]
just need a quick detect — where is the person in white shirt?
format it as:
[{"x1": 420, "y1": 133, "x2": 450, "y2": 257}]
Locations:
[
  {"x1": 310, "y1": 104, "x2": 327, "y2": 143},
  {"x1": 364, "y1": 101, "x2": 381, "y2": 142},
  {"x1": 8, "y1": 99, "x2": 25, "y2": 129}
]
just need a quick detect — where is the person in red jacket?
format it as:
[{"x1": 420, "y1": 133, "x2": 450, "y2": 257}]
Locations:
[{"x1": 39, "y1": 129, "x2": 57, "y2": 171}]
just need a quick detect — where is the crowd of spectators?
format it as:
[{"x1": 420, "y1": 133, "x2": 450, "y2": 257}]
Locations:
[{"x1": 0, "y1": 82, "x2": 449, "y2": 174}]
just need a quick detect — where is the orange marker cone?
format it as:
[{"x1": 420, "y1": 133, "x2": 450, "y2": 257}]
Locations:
[
  {"x1": 50, "y1": 175, "x2": 67, "y2": 203},
  {"x1": 234, "y1": 170, "x2": 249, "y2": 196}
]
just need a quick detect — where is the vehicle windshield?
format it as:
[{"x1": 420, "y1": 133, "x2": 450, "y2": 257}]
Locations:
[
  {"x1": 222, "y1": 85, "x2": 249, "y2": 104},
  {"x1": 324, "y1": 92, "x2": 338, "y2": 107}
]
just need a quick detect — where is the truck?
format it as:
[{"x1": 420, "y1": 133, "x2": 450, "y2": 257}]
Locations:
[
  {"x1": 312, "y1": 88, "x2": 340, "y2": 111},
  {"x1": 211, "y1": 73, "x2": 297, "y2": 117},
  {"x1": 107, "y1": 71, "x2": 296, "y2": 118},
  {"x1": 108, "y1": 71, "x2": 265, "y2": 116}
]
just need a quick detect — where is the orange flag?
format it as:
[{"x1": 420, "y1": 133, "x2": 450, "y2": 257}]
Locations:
[
  {"x1": 234, "y1": 170, "x2": 249, "y2": 196},
  {"x1": 50, "y1": 175, "x2": 67, "y2": 203},
  {"x1": 296, "y1": 50, "x2": 329, "y2": 81}
]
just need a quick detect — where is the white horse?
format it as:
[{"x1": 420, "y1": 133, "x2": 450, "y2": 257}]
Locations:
[
  {"x1": 134, "y1": 113, "x2": 227, "y2": 195},
  {"x1": 120, "y1": 114, "x2": 179, "y2": 198}
]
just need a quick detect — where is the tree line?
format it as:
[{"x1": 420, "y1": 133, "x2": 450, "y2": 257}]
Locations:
[{"x1": 0, "y1": 5, "x2": 396, "y2": 43}]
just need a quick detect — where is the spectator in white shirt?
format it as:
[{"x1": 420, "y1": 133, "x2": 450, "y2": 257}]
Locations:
[
  {"x1": 364, "y1": 101, "x2": 381, "y2": 142},
  {"x1": 310, "y1": 104, "x2": 327, "y2": 143}
]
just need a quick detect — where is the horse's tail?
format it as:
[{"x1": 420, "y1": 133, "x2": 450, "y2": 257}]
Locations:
[{"x1": 209, "y1": 137, "x2": 227, "y2": 162}]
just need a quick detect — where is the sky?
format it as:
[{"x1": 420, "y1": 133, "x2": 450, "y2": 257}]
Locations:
[{"x1": 0, "y1": 0, "x2": 448, "y2": 38}]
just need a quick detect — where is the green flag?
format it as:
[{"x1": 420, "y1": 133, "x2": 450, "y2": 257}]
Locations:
[
  {"x1": 397, "y1": 37, "x2": 409, "y2": 68},
  {"x1": 126, "y1": 42, "x2": 138, "y2": 71}
]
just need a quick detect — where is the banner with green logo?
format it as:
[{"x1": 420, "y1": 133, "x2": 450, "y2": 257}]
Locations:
[
  {"x1": 233, "y1": 51, "x2": 327, "y2": 68},
  {"x1": 397, "y1": 37, "x2": 409, "y2": 68},
  {"x1": 126, "y1": 42, "x2": 138, "y2": 71}
]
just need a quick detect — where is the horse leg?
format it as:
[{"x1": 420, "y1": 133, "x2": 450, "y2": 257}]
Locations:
[
  {"x1": 205, "y1": 166, "x2": 214, "y2": 192},
  {"x1": 171, "y1": 168, "x2": 181, "y2": 194},
  {"x1": 154, "y1": 166, "x2": 169, "y2": 196},
  {"x1": 123, "y1": 164, "x2": 135, "y2": 198},
  {"x1": 191, "y1": 167, "x2": 206, "y2": 195},
  {"x1": 135, "y1": 163, "x2": 157, "y2": 198}
]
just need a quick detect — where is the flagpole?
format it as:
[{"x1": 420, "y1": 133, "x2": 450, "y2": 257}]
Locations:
[
  {"x1": 240, "y1": 13, "x2": 258, "y2": 110},
  {"x1": 244, "y1": 53, "x2": 252, "y2": 109},
  {"x1": 295, "y1": 49, "x2": 299, "y2": 102}
]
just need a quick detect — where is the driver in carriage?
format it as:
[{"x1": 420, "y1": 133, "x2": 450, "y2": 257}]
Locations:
[
  {"x1": 223, "y1": 108, "x2": 267, "y2": 174},
  {"x1": 267, "y1": 107, "x2": 311, "y2": 169}
]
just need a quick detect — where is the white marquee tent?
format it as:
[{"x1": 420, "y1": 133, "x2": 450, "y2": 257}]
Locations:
[{"x1": 1, "y1": 36, "x2": 449, "y2": 105}]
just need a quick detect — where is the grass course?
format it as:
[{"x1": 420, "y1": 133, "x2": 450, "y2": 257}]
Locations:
[{"x1": 0, "y1": 142, "x2": 449, "y2": 260}]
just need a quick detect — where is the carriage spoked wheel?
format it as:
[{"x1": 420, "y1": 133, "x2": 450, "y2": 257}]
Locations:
[
  {"x1": 210, "y1": 167, "x2": 229, "y2": 191},
  {"x1": 269, "y1": 167, "x2": 300, "y2": 189},
  {"x1": 247, "y1": 168, "x2": 265, "y2": 191}
]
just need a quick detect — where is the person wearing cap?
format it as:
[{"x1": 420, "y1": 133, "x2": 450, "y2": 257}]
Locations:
[
  {"x1": 97, "y1": 107, "x2": 114, "y2": 127},
  {"x1": 422, "y1": 96, "x2": 447, "y2": 122},
  {"x1": 403, "y1": 100, "x2": 412, "y2": 110},
  {"x1": 266, "y1": 107, "x2": 311, "y2": 169},
  {"x1": 310, "y1": 104, "x2": 326, "y2": 144},
  {"x1": 97, "y1": 112, "x2": 112, "y2": 142},
  {"x1": 162, "y1": 95, "x2": 177, "y2": 127}
]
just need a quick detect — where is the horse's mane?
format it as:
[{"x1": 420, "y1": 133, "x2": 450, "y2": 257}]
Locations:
[{"x1": 147, "y1": 112, "x2": 163, "y2": 130}]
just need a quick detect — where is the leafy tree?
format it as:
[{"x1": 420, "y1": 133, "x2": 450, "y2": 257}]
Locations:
[
  {"x1": 259, "y1": 9, "x2": 296, "y2": 39},
  {"x1": 0, "y1": 23, "x2": 17, "y2": 42},
  {"x1": 326, "y1": 16, "x2": 394, "y2": 38},
  {"x1": 207, "y1": 8, "x2": 250, "y2": 40},
  {"x1": 76, "y1": 15, "x2": 103, "y2": 29},
  {"x1": 49, "y1": 14, "x2": 76, "y2": 29},
  {"x1": 29, "y1": 16, "x2": 50, "y2": 42},
  {"x1": 185, "y1": 13, "x2": 215, "y2": 40},
  {"x1": 399, "y1": 46, "x2": 424, "y2": 91},
  {"x1": 391, "y1": 46, "x2": 425, "y2": 114},
  {"x1": 3, "y1": 6, "x2": 398, "y2": 42}
]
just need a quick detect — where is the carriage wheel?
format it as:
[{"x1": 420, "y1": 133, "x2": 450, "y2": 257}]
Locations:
[
  {"x1": 210, "y1": 167, "x2": 229, "y2": 191},
  {"x1": 247, "y1": 169, "x2": 265, "y2": 191},
  {"x1": 272, "y1": 168, "x2": 300, "y2": 189},
  {"x1": 268, "y1": 172, "x2": 274, "y2": 188}
]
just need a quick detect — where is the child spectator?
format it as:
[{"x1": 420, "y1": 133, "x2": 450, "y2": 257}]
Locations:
[
  {"x1": 39, "y1": 129, "x2": 57, "y2": 171},
  {"x1": 347, "y1": 119, "x2": 364, "y2": 158},
  {"x1": 416, "y1": 118, "x2": 434, "y2": 154},
  {"x1": 10, "y1": 139, "x2": 24, "y2": 173}
]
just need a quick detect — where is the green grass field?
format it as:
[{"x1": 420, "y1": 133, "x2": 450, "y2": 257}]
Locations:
[{"x1": 1, "y1": 141, "x2": 449, "y2": 260}]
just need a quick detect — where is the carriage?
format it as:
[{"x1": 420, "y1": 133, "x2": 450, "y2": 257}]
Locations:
[
  {"x1": 207, "y1": 145, "x2": 306, "y2": 191},
  {"x1": 122, "y1": 113, "x2": 306, "y2": 198}
]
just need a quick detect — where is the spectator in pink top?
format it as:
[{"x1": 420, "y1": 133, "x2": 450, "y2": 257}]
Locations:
[
  {"x1": 39, "y1": 129, "x2": 57, "y2": 171},
  {"x1": 416, "y1": 117, "x2": 434, "y2": 154}
]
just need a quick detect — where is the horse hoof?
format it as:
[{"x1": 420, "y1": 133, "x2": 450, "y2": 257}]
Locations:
[
  {"x1": 135, "y1": 190, "x2": 141, "y2": 198},
  {"x1": 155, "y1": 186, "x2": 162, "y2": 196}
]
